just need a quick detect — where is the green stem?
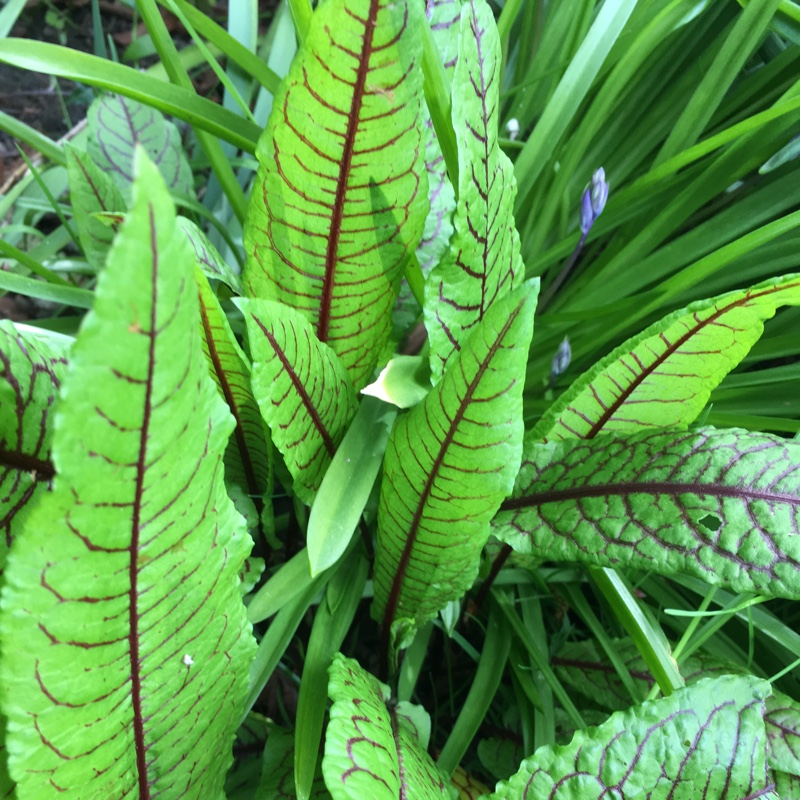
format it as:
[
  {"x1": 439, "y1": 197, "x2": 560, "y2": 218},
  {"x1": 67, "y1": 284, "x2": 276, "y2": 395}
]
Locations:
[{"x1": 289, "y1": 0, "x2": 312, "y2": 44}]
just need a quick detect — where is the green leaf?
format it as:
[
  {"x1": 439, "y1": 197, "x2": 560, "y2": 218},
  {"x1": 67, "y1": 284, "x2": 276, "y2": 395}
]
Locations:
[
  {"x1": 242, "y1": 0, "x2": 429, "y2": 390},
  {"x1": 450, "y1": 766, "x2": 490, "y2": 800},
  {"x1": 0, "y1": 151, "x2": 256, "y2": 797},
  {"x1": 323, "y1": 654, "x2": 454, "y2": 800},
  {"x1": 87, "y1": 93, "x2": 194, "y2": 202},
  {"x1": 196, "y1": 271, "x2": 272, "y2": 519},
  {"x1": 766, "y1": 690, "x2": 800, "y2": 777},
  {"x1": 372, "y1": 280, "x2": 537, "y2": 643},
  {"x1": 552, "y1": 637, "x2": 737, "y2": 712},
  {"x1": 181, "y1": 218, "x2": 243, "y2": 294},
  {"x1": 307, "y1": 397, "x2": 396, "y2": 575},
  {"x1": 0, "y1": 323, "x2": 68, "y2": 575},
  {"x1": 408, "y1": 0, "x2": 460, "y2": 280},
  {"x1": 495, "y1": 426, "x2": 800, "y2": 600},
  {"x1": 260, "y1": 726, "x2": 331, "y2": 799},
  {"x1": 532, "y1": 273, "x2": 800, "y2": 443},
  {"x1": 424, "y1": 0, "x2": 523, "y2": 380},
  {"x1": 487, "y1": 676, "x2": 776, "y2": 800},
  {"x1": 64, "y1": 145, "x2": 126, "y2": 271},
  {"x1": 239, "y1": 298, "x2": 358, "y2": 505}
]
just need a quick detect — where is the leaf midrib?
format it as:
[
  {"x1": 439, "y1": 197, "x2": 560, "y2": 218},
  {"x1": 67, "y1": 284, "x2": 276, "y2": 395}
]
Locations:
[
  {"x1": 381, "y1": 296, "x2": 525, "y2": 635},
  {"x1": 128, "y1": 204, "x2": 158, "y2": 800},
  {"x1": 317, "y1": 0, "x2": 382, "y2": 342},
  {"x1": 583, "y1": 282, "x2": 799, "y2": 439},
  {"x1": 501, "y1": 480, "x2": 800, "y2": 511},
  {"x1": 0, "y1": 447, "x2": 54, "y2": 480},
  {"x1": 251, "y1": 313, "x2": 336, "y2": 456}
]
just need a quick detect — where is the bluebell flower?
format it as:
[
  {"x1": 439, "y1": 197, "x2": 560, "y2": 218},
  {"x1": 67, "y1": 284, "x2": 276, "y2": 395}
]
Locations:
[
  {"x1": 579, "y1": 168, "x2": 609, "y2": 235},
  {"x1": 550, "y1": 336, "x2": 571, "y2": 384}
]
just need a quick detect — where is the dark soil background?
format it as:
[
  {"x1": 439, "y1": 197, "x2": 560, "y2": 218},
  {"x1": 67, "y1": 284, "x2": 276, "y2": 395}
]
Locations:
[{"x1": 0, "y1": 0, "x2": 279, "y2": 188}]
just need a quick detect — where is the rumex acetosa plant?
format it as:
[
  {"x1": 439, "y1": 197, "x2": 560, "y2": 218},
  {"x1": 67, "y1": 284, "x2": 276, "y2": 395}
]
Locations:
[{"x1": 1, "y1": 0, "x2": 800, "y2": 798}]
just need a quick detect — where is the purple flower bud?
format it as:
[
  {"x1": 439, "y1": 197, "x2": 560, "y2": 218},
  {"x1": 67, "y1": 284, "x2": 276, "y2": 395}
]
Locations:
[
  {"x1": 550, "y1": 336, "x2": 571, "y2": 383},
  {"x1": 579, "y1": 167, "x2": 609, "y2": 235}
]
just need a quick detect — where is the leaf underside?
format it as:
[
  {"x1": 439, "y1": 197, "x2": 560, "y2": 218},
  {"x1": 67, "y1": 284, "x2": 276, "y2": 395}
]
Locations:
[
  {"x1": 488, "y1": 676, "x2": 776, "y2": 800},
  {"x1": 65, "y1": 144, "x2": 126, "y2": 271},
  {"x1": 322, "y1": 654, "x2": 452, "y2": 800},
  {"x1": 425, "y1": 0, "x2": 522, "y2": 380},
  {"x1": 241, "y1": 299, "x2": 358, "y2": 505},
  {"x1": 0, "y1": 152, "x2": 254, "y2": 799},
  {"x1": 243, "y1": 0, "x2": 429, "y2": 390},
  {"x1": 373, "y1": 280, "x2": 537, "y2": 638},
  {"x1": 0, "y1": 323, "x2": 67, "y2": 575},
  {"x1": 495, "y1": 426, "x2": 800, "y2": 600},
  {"x1": 532, "y1": 272, "x2": 800, "y2": 443}
]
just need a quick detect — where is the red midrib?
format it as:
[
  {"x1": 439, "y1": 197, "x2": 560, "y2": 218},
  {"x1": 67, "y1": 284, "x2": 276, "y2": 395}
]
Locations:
[
  {"x1": 500, "y1": 480, "x2": 800, "y2": 511},
  {"x1": 253, "y1": 315, "x2": 335, "y2": 457},
  {"x1": 381, "y1": 299, "x2": 524, "y2": 637},
  {"x1": 316, "y1": 0, "x2": 382, "y2": 342},
  {"x1": 129, "y1": 205, "x2": 157, "y2": 799},
  {"x1": 585, "y1": 284, "x2": 793, "y2": 439}
]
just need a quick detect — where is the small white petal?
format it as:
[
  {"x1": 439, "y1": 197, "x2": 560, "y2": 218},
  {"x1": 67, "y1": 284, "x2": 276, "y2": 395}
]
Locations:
[{"x1": 183, "y1": 654, "x2": 194, "y2": 667}]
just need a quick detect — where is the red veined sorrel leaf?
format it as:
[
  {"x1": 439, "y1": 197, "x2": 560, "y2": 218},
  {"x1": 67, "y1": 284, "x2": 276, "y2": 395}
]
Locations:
[
  {"x1": 65, "y1": 144, "x2": 126, "y2": 271},
  {"x1": 531, "y1": 272, "x2": 800, "y2": 444},
  {"x1": 0, "y1": 150, "x2": 255, "y2": 799},
  {"x1": 495, "y1": 426, "x2": 800, "y2": 601},
  {"x1": 322, "y1": 654, "x2": 451, "y2": 800},
  {"x1": 0, "y1": 323, "x2": 67, "y2": 575},
  {"x1": 87, "y1": 93, "x2": 194, "y2": 202},
  {"x1": 424, "y1": 0, "x2": 523, "y2": 381},
  {"x1": 488, "y1": 676, "x2": 775, "y2": 800},
  {"x1": 239, "y1": 298, "x2": 358, "y2": 505},
  {"x1": 242, "y1": 0, "x2": 429, "y2": 390},
  {"x1": 373, "y1": 280, "x2": 537, "y2": 645},
  {"x1": 196, "y1": 270, "x2": 272, "y2": 523}
]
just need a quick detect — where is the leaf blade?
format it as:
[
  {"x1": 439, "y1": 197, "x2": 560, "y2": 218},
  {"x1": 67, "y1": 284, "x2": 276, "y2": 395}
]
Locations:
[
  {"x1": 0, "y1": 151, "x2": 255, "y2": 798},
  {"x1": 0, "y1": 323, "x2": 67, "y2": 575},
  {"x1": 240, "y1": 299, "x2": 358, "y2": 505},
  {"x1": 373, "y1": 280, "x2": 538, "y2": 640},
  {"x1": 488, "y1": 676, "x2": 775, "y2": 800},
  {"x1": 242, "y1": 0, "x2": 429, "y2": 389},
  {"x1": 323, "y1": 654, "x2": 452, "y2": 800},
  {"x1": 424, "y1": 0, "x2": 522, "y2": 380},
  {"x1": 495, "y1": 427, "x2": 800, "y2": 601},
  {"x1": 533, "y1": 273, "x2": 800, "y2": 443}
]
